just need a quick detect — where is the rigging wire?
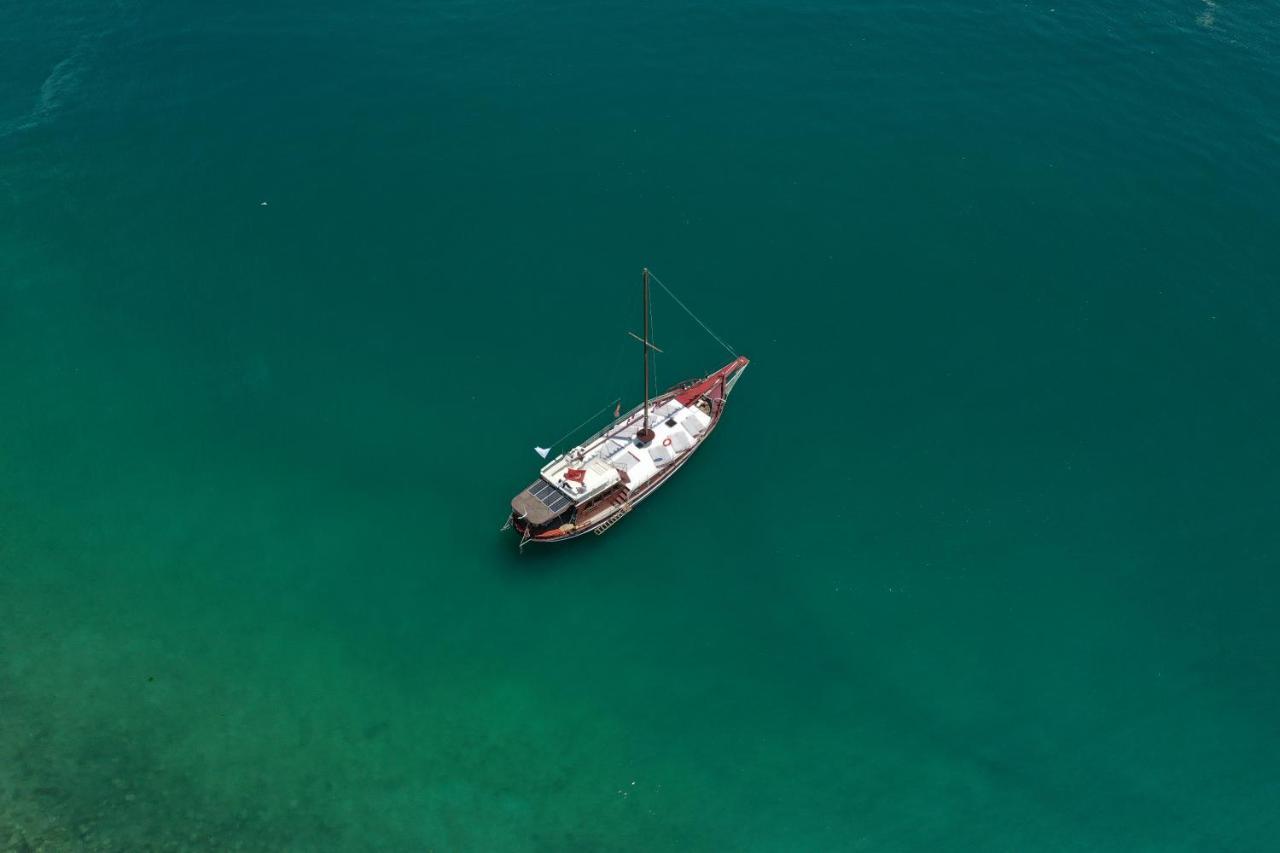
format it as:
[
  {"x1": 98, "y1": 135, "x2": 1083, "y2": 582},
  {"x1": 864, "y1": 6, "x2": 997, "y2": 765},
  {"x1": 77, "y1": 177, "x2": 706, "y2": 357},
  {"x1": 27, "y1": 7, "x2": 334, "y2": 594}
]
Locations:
[
  {"x1": 647, "y1": 271, "x2": 738, "y2": 357},
  {"x1": 547, "y1": 396, "x2": 623, "y2": 452},
  {"x1": 539, "y1": 269, "x2": 732, "y2": 454}
]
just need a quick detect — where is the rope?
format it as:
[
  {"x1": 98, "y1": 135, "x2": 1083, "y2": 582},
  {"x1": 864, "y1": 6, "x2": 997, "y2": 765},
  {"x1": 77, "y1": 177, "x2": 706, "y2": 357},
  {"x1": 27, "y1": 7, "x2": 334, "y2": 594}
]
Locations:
[
  {"x1": 547, "y1": 397, "x2": 622, "y2": 453},
  {"x1": 647, "y1": 271, "x2": 738, "y2": 357}
]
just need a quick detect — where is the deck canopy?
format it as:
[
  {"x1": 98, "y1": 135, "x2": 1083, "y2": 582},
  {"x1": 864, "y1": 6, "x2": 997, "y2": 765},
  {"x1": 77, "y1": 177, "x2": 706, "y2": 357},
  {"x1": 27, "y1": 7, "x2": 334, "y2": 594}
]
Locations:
[{"x1": 512, "y1": 479, "x2": 573, "y2": 526}]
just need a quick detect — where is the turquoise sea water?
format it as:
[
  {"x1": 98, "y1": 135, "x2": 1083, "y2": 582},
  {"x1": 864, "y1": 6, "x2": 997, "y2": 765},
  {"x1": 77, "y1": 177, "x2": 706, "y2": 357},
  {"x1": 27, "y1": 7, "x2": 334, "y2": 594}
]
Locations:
[{"x1": 3, "y1": 1, "x2": 1279, "y2": 849}]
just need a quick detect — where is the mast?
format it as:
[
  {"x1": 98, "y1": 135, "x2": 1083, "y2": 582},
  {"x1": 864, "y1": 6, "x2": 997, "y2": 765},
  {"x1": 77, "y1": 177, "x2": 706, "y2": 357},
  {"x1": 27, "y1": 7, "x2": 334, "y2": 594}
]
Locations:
[{"x1": 638, "y1": 267, "x2": 655, "y2": 444}]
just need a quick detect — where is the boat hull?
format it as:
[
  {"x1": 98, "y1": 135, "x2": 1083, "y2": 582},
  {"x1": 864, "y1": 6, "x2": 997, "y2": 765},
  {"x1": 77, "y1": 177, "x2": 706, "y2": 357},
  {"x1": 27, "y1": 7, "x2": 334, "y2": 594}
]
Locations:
[{"x1": 509, "y1": 356, "x2": 748, "y2": 546}]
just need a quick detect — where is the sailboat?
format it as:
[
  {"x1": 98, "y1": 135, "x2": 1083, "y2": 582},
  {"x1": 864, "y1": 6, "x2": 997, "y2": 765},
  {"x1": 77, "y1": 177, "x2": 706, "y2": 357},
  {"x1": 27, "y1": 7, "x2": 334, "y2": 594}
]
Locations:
[{"x1": 506, "y1": 269, "x2": 748, "y2": 548}]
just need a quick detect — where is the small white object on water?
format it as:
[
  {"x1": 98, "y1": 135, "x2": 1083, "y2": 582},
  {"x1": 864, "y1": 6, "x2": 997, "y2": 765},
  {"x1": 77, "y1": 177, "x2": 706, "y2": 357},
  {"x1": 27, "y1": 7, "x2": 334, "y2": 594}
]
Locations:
[{"x1": 260, "y1": 201, "x2": 268, "y2": 207}]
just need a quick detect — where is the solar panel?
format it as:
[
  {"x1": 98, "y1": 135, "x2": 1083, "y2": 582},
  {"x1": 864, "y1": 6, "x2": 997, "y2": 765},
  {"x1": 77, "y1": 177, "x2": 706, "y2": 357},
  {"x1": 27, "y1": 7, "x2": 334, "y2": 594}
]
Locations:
[{"x1": 530, "y1": 480, "x2": 571, "y2": 512}]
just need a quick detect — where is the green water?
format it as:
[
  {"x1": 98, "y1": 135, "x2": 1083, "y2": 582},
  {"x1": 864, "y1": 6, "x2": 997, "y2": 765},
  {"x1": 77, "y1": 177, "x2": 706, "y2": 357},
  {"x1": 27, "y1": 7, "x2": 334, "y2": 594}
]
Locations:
[{"x1": 3, "y1": 1, "x2": 1279, "y2": 849}]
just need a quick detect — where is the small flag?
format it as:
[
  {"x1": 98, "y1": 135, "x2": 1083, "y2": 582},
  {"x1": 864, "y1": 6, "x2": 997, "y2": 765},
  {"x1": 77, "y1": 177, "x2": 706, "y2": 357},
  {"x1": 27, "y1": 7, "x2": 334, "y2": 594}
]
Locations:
[
  {"x1": 613, "y1": 402, "x2": 621, "y2": 418},
  {"x1": 535, "y1": 446, "x2": 550, "y2": 458},
  {"x1": 565, "y1": 468, "x2": 587, "y2": 483}
]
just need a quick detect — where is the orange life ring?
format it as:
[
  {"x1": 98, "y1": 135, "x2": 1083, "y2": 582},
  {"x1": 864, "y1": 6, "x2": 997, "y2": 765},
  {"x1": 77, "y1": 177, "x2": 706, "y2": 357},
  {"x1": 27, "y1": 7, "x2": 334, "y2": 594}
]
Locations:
[{"x1": 662, "y1": 437, "x2": 672, "y2": 447}]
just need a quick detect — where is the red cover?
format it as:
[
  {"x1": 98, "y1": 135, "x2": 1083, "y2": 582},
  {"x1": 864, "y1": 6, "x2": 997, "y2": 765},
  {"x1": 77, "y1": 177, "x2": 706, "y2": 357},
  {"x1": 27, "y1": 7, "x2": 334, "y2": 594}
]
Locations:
[
  {"x1": 565, "y1": 468, "x2": 587, "y2": 483},
  {"x1": 676, "y1": 356, "x2": 750, "y2": 406}
]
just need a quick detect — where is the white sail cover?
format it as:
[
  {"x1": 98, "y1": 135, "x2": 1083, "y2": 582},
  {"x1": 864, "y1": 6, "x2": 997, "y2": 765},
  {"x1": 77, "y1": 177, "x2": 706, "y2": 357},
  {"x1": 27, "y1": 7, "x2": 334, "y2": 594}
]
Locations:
[{"x1": 608, "y1": 447, "x2": 658, "y2": 489}]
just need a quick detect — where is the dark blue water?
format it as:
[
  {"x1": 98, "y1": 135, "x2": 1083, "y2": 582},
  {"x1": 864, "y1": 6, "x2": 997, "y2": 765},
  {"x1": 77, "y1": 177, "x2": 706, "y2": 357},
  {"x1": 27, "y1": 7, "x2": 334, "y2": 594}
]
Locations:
[{"x1": 3, "y1": 1, "x2": 1279, "y2": 849}]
